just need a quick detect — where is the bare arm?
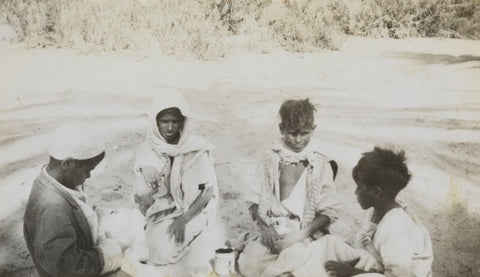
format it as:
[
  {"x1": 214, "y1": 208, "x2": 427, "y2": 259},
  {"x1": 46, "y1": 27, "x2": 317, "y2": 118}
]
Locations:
[
  {"x1": 276, "y1": 212, "x2": 330, "y2": 250},
  {"x1": 168, "y1": 185, "x2": 214, "y2": 244},
  {"x1": 249, "y1": 203, "x2": 283, "y2": 254},
  {"x1": 299, "y1": 212, "x2": 330, "y2": 239},
  {"x1": 183, "y1": 185, "x2": 214, "y2": 222}
]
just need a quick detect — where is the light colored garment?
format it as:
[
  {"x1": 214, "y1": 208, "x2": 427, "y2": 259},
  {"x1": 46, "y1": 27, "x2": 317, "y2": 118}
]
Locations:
[
  {"x1": 250, "y1": 141, "x2": 341, "y2": 228},
  {"x1": 134, "y1": 90, "x2": 218, "y2": 266},
  {"x1": 238, "y1": 237, "x2": 279, "y2": 277},
  {"x1": 281, "y1": 169, "x2": 307, "y2": 221},
  {"x1": 261, "y1": 235, "x2": 381, "y2": 277},
  {"x1": 96, "y1": 207, "x2": 149, "y2": 262},
  {"x1": 356, "y1": 205, "x2": 433, "y2": 277},
  {"x1": 270, "y1": 168, "x2": 306, "y2": 235},
  {"x1": 239, "y1": 141, "x2": 341, "y2": 277},
  {"x1": 260, "y1": 205, "x2": 433, "y2": 277}
]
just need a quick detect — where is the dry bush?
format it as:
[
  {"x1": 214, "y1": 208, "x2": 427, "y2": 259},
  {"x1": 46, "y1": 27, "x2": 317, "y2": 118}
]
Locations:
[
  {"x1": 257, "y1": 0, "x2": 346, "y2": 51},
  {"x1": 2, "y1": 0, "x2": 230, "y2": 59},
  {"x1": 1, "y1": 0, "x2": 479, "y2": 58},
  {"x1": 351, "y1": 0, "x2": 480, "y2": 39},
  {"x1": 222, "y1": 0, "x2": 347, "y2": 52}
]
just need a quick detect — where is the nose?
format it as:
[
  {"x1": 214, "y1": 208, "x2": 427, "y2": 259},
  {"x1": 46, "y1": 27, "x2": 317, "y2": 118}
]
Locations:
[
  {"x1": 294, "y1": 135, "x2": 302, "y2": 143},
  {"x1": 166, "y1": 122, "x2": 173, "y2": 131}
]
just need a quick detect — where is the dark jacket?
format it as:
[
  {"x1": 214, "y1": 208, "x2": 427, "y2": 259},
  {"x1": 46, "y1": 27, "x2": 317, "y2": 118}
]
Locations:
[{"x1": 24, "y1": 169, "x2": 104, "y2": 277}]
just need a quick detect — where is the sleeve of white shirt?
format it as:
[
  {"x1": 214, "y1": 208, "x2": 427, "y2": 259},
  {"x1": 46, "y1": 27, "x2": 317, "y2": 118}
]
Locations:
[{"x1": 376, "y1": 221, "x2": 416, "y2": 277}]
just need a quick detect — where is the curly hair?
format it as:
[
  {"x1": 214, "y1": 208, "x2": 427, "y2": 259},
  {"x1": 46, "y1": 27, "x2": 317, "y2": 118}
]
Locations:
[
  {"x1": 352, "y1": 147, "x2": 412, "y2": 197},
  {"x1": 279, "y1": 98, "x2": 316, "y2": 131}
]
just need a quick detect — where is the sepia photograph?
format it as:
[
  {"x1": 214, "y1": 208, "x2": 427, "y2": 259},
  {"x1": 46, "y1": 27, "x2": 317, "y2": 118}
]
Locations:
[{"x1": 1, "y1": 0, "x2": 479, "y2": 276}]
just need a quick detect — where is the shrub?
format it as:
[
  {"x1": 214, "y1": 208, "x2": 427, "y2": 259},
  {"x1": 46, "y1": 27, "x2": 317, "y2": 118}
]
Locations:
[
  {"x1": 1, "y1": 0, "x2": 479, "y2": 58},
  {"x1": 2, "y1": 0, "x2": 230, "y2": 59}
]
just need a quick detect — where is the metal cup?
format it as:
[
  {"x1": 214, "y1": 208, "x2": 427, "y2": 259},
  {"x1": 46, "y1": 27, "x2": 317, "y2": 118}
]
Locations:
[{"x1": 214, "y1": 248, "x2": 235, "y2": 276}]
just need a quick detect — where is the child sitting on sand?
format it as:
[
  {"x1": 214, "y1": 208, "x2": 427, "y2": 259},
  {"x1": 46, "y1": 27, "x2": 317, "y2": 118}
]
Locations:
[
  {"x1": 238, "y1": 98, "x2": 341, "y2": 277},
  {"x1": 324, "y1": 147, "x2": 434, "y2": 276},
  {"x1": 261, "y1": 147, "x2": 433, "y2": 277}
]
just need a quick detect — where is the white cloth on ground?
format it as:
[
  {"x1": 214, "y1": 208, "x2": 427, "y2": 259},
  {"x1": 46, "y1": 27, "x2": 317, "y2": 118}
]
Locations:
[
  {"x1": 96, "y1": 207, "x2": 149, "y2": 262},
  {"x1": 261, "y1": 205, "x2": 433, "y2": 277},
  {"x1": 261, "y1": 235, "x2": 381, "y2": 277}
]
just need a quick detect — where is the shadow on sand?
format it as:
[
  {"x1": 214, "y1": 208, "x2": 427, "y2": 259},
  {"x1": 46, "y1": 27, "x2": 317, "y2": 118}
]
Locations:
[{"x1": 384, "y1": 52, "x2": 480, "y2": 65}]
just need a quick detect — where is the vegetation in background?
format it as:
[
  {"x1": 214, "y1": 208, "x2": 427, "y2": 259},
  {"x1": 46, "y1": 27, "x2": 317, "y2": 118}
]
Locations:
[{"x1": 1, "y1": 0, "x2": 479, "y2": 58}]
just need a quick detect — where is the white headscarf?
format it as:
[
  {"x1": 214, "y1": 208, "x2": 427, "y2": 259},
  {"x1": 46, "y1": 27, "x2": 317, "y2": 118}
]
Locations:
[
  {"x1": 142, "y1": 89, "x2": 214, "y2": 213},
  {"x1": 146, "y1": 89, "x2": 210, "y2": 157}
]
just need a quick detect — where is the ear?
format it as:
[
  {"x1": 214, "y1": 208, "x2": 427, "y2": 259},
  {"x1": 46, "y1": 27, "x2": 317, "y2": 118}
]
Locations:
[
  {"x1": 61, "y1": 158, "x2": 76, "y2": 170},
  {"x1": 279, "y1": 123, "x2": 286, "y2": 133},
  {"x1": 372, "y1": 186, "x2": 384, "y2": 199}
]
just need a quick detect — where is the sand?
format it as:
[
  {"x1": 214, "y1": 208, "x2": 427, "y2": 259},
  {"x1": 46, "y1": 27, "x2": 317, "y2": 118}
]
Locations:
[{"x1": 1, "y1": 35, "x2": 479, "y2": 276}]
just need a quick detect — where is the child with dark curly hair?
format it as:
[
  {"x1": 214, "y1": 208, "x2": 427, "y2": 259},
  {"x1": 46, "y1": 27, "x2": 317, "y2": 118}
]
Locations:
[{"x1": 324, "y1": 147, "x2": 433, "y2": 277}]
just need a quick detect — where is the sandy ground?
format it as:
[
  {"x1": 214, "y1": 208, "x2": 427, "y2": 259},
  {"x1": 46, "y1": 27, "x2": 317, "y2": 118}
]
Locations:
[{"x1": 1, "y1": 34, "x2": 480, "y2": 277}]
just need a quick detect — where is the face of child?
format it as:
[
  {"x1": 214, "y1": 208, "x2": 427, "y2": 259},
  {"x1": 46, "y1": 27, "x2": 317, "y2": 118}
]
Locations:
[
  {"x1": 355, "y1": 181, "x2": 376, "y2": 209},
  {"x1": 157, "y1": 110, "x2": 184, "y2": 143},
  {"x1": 280, "y1": 125, "x2": 315, "y2": 153}
]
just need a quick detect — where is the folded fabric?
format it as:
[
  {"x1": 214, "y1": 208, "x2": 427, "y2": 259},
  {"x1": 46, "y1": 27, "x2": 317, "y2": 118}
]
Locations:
[{"x1": 261, "y1": 235, "x2": 382, "y2": 277}]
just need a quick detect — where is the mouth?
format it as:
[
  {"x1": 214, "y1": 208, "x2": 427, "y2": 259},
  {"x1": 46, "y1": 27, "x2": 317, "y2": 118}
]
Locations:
[{"x1": 292, "y1": 144, "x2": 306, "y2": 150}]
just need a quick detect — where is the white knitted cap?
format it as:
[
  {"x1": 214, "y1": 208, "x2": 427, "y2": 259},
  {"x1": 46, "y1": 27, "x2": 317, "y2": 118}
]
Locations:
[{"x1": 48, "y1": 122, "x2": 105, "y2": 160}]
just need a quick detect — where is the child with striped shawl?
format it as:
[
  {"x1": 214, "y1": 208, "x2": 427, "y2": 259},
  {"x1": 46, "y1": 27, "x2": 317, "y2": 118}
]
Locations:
[{"x1": 238, "y1": 98, "x2": 341, "y2": 277}]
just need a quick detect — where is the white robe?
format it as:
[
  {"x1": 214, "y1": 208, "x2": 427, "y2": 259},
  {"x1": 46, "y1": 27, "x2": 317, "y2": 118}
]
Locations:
[
  {"x1": 261, "y1": 205, "x2": 433, "y2": 277},
  {"x1": 133, "y1": 91, "x2": 218, "y2": 271}
]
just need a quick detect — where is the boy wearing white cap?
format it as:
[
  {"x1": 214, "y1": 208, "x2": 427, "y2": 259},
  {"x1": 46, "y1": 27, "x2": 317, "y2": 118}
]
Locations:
[{"x1": 24, "y1": 122, "x2": 124, "y2": 277}]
